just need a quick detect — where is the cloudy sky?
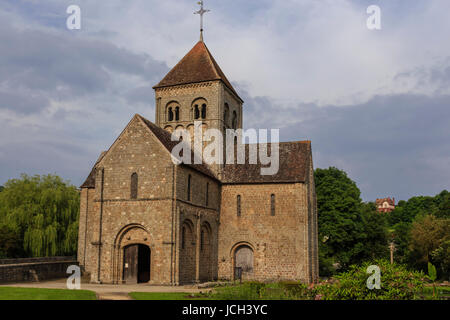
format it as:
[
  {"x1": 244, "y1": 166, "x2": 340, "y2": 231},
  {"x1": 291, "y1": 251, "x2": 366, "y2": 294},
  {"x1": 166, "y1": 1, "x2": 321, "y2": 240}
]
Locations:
[{"x1": 0, "y1": 0, "x2": 449, "y2": 201}]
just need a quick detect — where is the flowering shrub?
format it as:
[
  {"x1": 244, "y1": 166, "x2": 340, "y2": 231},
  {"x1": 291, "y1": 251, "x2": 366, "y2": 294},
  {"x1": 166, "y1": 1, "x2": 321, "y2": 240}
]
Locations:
[
  {"x1": 210, "y1": 260, "x2": 426, "y2": 300},
  {"x1": 314, "y1": 259, "x2": 426, "y2": 300}
]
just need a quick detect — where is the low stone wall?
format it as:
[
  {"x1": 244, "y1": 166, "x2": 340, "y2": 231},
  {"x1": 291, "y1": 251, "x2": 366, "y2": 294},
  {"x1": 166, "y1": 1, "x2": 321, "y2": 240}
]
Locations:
[{"x1": 0, "y1": 257, "x2": 78, "y2": 284}]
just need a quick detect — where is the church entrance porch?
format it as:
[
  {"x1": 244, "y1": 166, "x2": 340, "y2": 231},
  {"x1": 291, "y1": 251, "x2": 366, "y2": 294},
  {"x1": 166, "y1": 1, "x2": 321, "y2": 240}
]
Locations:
[
  {"x1": 112, "y1": 224, "x2": 154, "y2": 285},
  {"x1": 123, "y1": 244, "x2": 151, "y2": 284}
]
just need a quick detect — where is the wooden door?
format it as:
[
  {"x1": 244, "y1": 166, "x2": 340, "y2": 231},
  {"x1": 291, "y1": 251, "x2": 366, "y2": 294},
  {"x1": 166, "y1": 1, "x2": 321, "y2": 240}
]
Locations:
[
  {"x1": 123, "y1": 245, "x2": 138, "y2": 284},
  {"x1": 137, "y1": 245, "x2": 151, "y2": 283},
  {"x1": 235, "y1": 245, "x2": 254, "y2": 278}
]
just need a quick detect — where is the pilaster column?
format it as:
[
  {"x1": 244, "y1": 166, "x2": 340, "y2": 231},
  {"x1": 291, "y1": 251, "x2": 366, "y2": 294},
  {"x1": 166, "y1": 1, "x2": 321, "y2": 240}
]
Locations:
[{"x1": 195, "y1": 212, "x2": 201, "y2": 283}]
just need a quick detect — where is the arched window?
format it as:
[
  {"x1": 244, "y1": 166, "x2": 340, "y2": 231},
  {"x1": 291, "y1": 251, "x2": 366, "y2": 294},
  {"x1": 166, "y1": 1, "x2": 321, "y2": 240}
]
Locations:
[
  {"x1": 200, "y1": 229, "x2": 205, "y2": 251},
  {"x1": 232, "y1": 111, "x2": 238, "y2": 129},
  {"x1": 182, "y1": 226, "x2": 186, "y2": 249},
  {"x1": 271, "y1": 194, "x2": 275, "y2": 216},
  {"x1": 192, "y1": 98, "x2": 207, "y2": 120},
  {"x1": 187, "y1": 175, "x2": 192, "y2": 201},
  {"x1": 201, "y1": 104, "x2": 207, "y2": 119},
  {"x1": 237, "y1": 195, "x2": 241, "y2": 217},
  {"x1": 168, "y1": 107, "x2": 174, "y2": 122},
  {"x1": 194, "y1": 105, "x2": 200, "y2": 119},
  {"x1": 175, "y1": 107, "x2": 180, "y2": 121},
  {"x1": 130, "y1": 173, "x2": 138, "y2": 199}
]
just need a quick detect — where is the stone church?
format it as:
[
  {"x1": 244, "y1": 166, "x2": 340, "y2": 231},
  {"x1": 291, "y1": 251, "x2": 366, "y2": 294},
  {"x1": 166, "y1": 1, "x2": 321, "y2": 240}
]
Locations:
[{"x1": 77, "y1": 38, "x2": 319, "y2": 285}]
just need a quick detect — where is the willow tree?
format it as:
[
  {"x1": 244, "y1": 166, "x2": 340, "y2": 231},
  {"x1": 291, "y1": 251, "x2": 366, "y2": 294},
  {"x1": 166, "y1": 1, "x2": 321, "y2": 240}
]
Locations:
[{"x1": 0, "y1": 174, "x2": 79, "y2": 257}]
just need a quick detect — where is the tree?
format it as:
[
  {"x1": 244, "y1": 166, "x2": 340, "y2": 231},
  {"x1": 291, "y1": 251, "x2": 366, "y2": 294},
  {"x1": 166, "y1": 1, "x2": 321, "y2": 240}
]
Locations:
[
  {"x1": 314, "y1": 167, "x2": 389, "y2": 275},
  {"x1": 385, "y1": 190, "x2": 449, "y2": 271},
  {"x1": 0, "y1": 224, "x2": 24, "y2": 258},
  {"x1": 436, "y1": 190, "x2": 450, "y2": 218},
  {"x1": 0, "y1": 186, "x2": 4, "y2": 192},
  {"x1": 409, "y1": 214, "x2": 449, "y2": 272},
  {"x1": 391, "y1": 221, "x2": 411, "y2": 264},
  {"x1": 431, "y1": 240, "x2": 450, "y2": 280},
  {"x1": 387, "y1": 193, "x2": 447, "y2": 226},
  {"x1": 358, "y1": 204, "x2": 389, "y2": 261},
  {"x1": 0, "y1": 174, "x2": 79, "y2": 257},
  {"x1": 387, "y1": 206, "x2": 407, "y2": 226}
]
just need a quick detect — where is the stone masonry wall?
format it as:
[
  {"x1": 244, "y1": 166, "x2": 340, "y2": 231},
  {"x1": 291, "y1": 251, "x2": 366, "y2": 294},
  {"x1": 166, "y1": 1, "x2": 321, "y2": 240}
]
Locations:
[
  {"x1": 175, "y1": 166, "x2": 220, "y2": 284},
  {"x1": 0, "y1": 257, "x2": 77, "y2": 284},
  {"x1": 79, "y1": 116, "x2": 178, "y2": 285},
  {"x1": 218, "y1": 183, "x2": 311, "y2": 282}
]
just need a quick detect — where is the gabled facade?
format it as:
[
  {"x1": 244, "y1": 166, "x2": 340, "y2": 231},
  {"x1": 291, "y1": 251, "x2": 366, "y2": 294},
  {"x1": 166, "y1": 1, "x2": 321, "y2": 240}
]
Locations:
[{"x1": 77, "y1": 40, "x2": 319, "y2": 285}]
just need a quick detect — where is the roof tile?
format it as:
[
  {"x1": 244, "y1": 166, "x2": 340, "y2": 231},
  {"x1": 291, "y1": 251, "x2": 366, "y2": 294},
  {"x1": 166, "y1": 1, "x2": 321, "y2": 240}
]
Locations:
[{"x1": 154, "y1": 41, "x2": 241, "y2": 101}]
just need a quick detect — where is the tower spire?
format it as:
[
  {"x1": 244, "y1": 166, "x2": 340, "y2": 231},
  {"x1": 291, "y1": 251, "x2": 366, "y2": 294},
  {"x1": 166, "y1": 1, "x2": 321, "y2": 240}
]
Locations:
[{"x1": 194, "y1": 1, "x2": 210, "y2": 42}]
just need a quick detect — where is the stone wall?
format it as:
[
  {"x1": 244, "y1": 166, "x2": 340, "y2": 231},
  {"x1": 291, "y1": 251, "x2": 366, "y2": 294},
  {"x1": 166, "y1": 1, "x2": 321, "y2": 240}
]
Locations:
[
  {"x1": 0, "y1": 257, "x2": 77, "y2": 284},
  {"x1": 176, "y1": 200, "x2": 219, "y2": 284},
  {"x1": 79, "y1": 117, "x2": 177, "y2": 285},
  {"x1": 175, "y1": 160, "x2": 220, "y2": 284},
  {"x1": 218, "y1": 183, "x2": 314, "y2": 283}
]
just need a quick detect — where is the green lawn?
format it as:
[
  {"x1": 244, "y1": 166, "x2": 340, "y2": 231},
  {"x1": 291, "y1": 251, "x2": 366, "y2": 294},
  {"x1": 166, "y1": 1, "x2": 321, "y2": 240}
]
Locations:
[
  {"x1": 129, "y1": 292, "x2": 209, "y2": 300},
  {"x1": 0, "y1": 287, "x2": 97, "y2": 300}
]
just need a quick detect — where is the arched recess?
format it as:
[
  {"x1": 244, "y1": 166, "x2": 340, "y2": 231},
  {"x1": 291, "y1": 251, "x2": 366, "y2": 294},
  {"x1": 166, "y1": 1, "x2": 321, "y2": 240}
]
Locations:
[
  {"x1": 232, "y1": 110, "x2": 238, "y2": 129},
  {"x1": 199, "y1": 221, "x2": 212, "y2": 282},
  {"x1": 179, "y1": 219, "x2": 196, "y2": 284},
  {"x1": 112, "y1": 224, "x2": 152, "y2": 284},
  {"x1": 175, "y1": 125, "x2": 185, "y2": 135},
  {"x1": 224, "y1": 103, "x2": 230, "y2": 127},
  {"x1": 231, "y1": 242, "x2": 255, "y2": 281}
]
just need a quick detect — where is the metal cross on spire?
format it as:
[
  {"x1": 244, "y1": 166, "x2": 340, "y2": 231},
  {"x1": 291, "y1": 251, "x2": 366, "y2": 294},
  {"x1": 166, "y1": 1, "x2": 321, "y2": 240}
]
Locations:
[{"x1": 194, "y1": 1, "x2": 210, "y2": 41}]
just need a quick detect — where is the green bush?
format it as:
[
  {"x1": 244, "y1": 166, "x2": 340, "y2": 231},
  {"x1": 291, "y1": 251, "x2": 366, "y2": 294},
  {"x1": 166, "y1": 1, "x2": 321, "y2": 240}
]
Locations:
[
  {"x1": 209, "y1": 260, "x2": 427, "y2": 300},
  {"x1": 315, "y1": 259, "x2": 426, "y2": 300}
]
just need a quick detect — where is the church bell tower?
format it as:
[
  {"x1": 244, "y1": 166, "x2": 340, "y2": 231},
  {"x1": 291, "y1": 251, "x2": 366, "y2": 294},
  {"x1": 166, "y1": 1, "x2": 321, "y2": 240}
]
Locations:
[
  {"x1": 153, "y1": 40, "x2": 243, "y2": 137},
  {"x1": 152, "y1": 1, "x2": 243, "y2": 177}
]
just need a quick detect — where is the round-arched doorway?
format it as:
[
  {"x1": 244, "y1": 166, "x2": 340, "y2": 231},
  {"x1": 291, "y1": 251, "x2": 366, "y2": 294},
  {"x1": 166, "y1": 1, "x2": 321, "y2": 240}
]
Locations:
[
  {"x1": 123, "y1": 244, "x2": 151, "y2": 284},
  {"x1": 234, "y1": 244, "x2": 254, "y2": 280}
]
